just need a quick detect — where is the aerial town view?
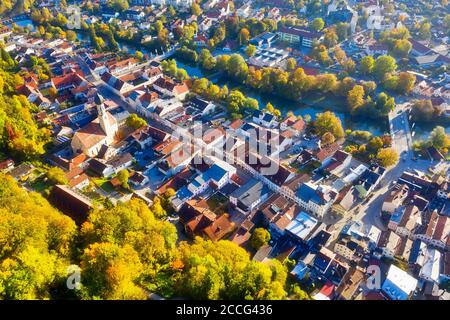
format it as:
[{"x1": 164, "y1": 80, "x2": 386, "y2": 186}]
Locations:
[{"x1": 0, "y1": 0, "x2": 449, "y2": 304}]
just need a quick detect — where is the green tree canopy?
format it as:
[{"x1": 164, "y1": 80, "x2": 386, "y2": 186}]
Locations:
[
  {"x1": 310, "y1": 18, "x2": 325, "y2": 32},
  {"x1": 314, "y1": 111, "x2": 345, "y2": 139},
  {"x1": 46, "y1": 167, "x2": 68, "y2": 185},
  {"x1": 250, "y1": 228, "x2": 270, "y2": 250},
  {"x1": 174, "y1": 238, "x2": 287, "y2": 300},
  {"x1": 126, "y1": 114, "x2": 147, "y2": 130},
  {"x1": 0, "y1": 174, "x2": 76, "y2": 299},
  {"x1": 377, "y1": 148, "x2": 399, "y2": 167}
]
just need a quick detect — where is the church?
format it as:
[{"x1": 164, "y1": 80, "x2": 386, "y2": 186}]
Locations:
[{"x1": 71, "y1": 94, "x2": 119, "y2": 158}]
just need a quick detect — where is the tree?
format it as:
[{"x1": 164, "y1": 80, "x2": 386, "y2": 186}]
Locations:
[
  {"x1": 0, "y1": 88, "x2": 50, "y2": 160},
  {"x1": 216, "y1": 54, "x2": 231, "y2": 72},
  {"x1": 48, "y1": 86, "x2": 59, "y2": 98},
  {"x1": 176, "y1": 46, "x2": 198, "y2": 63},
  {"x1": 126, "y1": 114, "x2": 146, "y2": 129},
  {"x1": 342, "y1": 58, "x2": 356, "y2": 74},
  {"x1": 245, "y1": 44, "x2": 257, "y2": 57},
  {"x1": 334, "y1": 46, "x2": 347, "y2": 64},
  {"x1": 393, "y1": 39, "x2": 412, "y2": 58},
  {"x1": 135, "y1": 51, "x2": 144, "y2": 61},
  {"x1": 80, "y1": 199, "x2": 178, "y2": 296},
  {"x1": 429, "y1": 126, "x2": 450, "y2": 152},
  {"x1": 376, "y1": 148, "x2": 399, "y2": 167},
  {"x1": 46, "y1": 167, "x2": 68, "y2": 185},
  {"x1": 164, "y1": 188, "x2": 176, "y2": 199},
  {"x1": 374, "y1": 92, "x2": 395, "y2": 116},
  {"x1": 347, "y1": 85, "x2": 365, "y2": 113},
  {"x1": 311, "y1": 44, "x2": 331, "y2": 66},
  {"x1": 227, "y1": 54, "x2": 249, "y2": 82},
  {"x1": 362, "y1": 81, "x2": 377, "y2": 95},
  {"x1": 360, "y1": 55, "x2": 375, "y2": 75},
  {"x1": 286, "y1": 58, "x2": 297, "y2": 71},
  {"x1": 66, "y1": 30, "x2": 77, "y2": 42},
  {"x1": 192, "y1": 78, "x2": 209, "y2": 95},
  {"x1": 289, "y1": 284, "x2": 311, "y2": 300},
  {"x1": 314, "y1": 111, "x2": 344, "y2": 139},
  {"x1": 151, "y1": 197, "x2": 167, "y2": 219},
  {"x1": 109, "y1": 0, "x2": 129, "y2": 12},
  {"x1": 395, "y1": 72, "x2": 416, "y2": 94},
  {"x1": 315, "y1": 74, "x2": 337, "y2": 92},
  {"x1": 310, "y1": 18, "x2": 325, "y2": 32},
  {"x1": 80, "y1": 242, "x2": 147, "y2": 299},
  {"x1": 335, "y1": 22, "x2": 349, "y2": 41},
  {"x1": 116, "y1": 169, "x2": 130, "y2": 189},
  {"x1": 199, "y1": 49, "x2": 216, "y2": 71},
  {"x1": 191, "y1": 2, "x2": 202, "y2": 16},
  {"x1": 55, "y1": 13, "x2": 68, "y2": 28},
  {"x1": 411, "y1": 99, "x2": 441, "y2": 122},
  {"x1": 321, "y1": 132, "x2": 336, "y2": 145},
  {"x1": 444, "y1": 15, "x2": 450, "y2": 35},
  {"x1": 374, "y1": 55, "x2": 397, "y2": 79},
  {"x1": 0, "y1": 174, "x2": 76, "y2": 299},
  {"x1": 323, "y1": 29, "x2": 338, "y2": 47},
  {"x1": 167, "y1": 5, "x2": 176, "y2": 17},
  {"x1": 367, "y1": 137, "x2": 384, "y2": 152},
  {"x1": 250, "y1": 228, "x2": 270, "y2": 250},
  {"x1": 175, "y1": 68, "x2": 189, "y2": 81},
  {"x1": 175, "y1": 238, "x2": 287, "y2": 300},
  {"x1": 238, "y1": 28, "x2": 250, "y2": 45},
  {"x1": 418, "y1": 22, "x2": 431, "y2": 40}
]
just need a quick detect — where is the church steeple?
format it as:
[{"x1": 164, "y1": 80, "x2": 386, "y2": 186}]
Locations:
[{"x1": 95, "y1": 93, "x2": 112, "y2": 137}]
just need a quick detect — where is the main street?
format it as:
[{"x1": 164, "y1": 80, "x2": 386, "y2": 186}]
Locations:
[{"x1": 348, "y1": 103, "x2": 433, "y2": 234}]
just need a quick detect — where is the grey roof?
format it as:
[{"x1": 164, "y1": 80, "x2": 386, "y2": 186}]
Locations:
[
  {"x1": 230, "y1": 178, "x2": 271, "y2": 209},
  {"x1": 190, "y1": 96, "x2": 210, "y2": 111},
  {"x1": 414, "y1": 54, "x2": 439, "y2": 65}
]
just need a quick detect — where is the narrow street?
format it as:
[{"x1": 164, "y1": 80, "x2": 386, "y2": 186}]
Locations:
[{"x1": 346, "y1": 103, "x2": 434, "y2": 233}]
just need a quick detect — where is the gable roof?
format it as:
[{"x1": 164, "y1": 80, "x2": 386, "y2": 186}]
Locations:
[{"x1": 203, "y1": 214, "x2": 235, "y2": 241}]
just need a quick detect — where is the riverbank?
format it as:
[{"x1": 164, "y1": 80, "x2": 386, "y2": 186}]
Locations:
[{"x1": 175, "y1": 58, "x2": 389, "y2": 135}]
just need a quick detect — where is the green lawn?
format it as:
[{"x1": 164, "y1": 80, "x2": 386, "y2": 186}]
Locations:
[
  {"x1": 291, "y1": 160, "x2": 321, "y2": 174},
  {"x1": 207, "y1": 194, "x2": 228, "y2": 215},
  {"x1": 92, "y1": 177, "x2": 115, "y2": 193},
  {"x1": 29, "y1": 176, "x2": 52, "y2": 193}
]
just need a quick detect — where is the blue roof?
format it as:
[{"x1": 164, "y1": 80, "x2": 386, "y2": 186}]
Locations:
[
  {"x1": 408, "y1": 239, "x2": 424, "y2": 264},
  {"x1": 262, "y1": 113, "x2": 275, "y2": 122},
  {"x1": 359, "y1": 169, "x2": 381, "y2": 186},
  {"x1": 176, "y1": 185, "x2": 193, "y2": 201},
  {"x1": 313, "y1": 253, "x2": 331, "y2": 273},
  {"x1": 390, "y1": 207, "x2": 405, "y2": 225},
  {"x1": 296, "y1": 184, "x2": 324, "y2": 205},
  {"x1": 381, "y1": 265, "x2": 418, "y2": 300},
  {"x1": 291, "y1": 261, "x2": 309, "y2": 280},
  {"x1": 204, "y1": 163, "x2": 228, "y2": 183},
  {"x1": 241, "y1": 123, "x2": 256, "y2": 132},
  {"x1": 382, "y1": 279, "x2": 410, "y2": 300},
  {"x1": 252, "y1": 110, "x2": 261, "y2": 118}
]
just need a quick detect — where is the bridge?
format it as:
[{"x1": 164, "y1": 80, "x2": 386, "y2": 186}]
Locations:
[{"x1": 153, "y1": 45, "x2": 179, "y2": 61}]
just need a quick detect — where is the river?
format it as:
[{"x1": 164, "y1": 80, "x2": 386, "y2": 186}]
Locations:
[{"x1": 174, "y1": 59, "x2": 389, "y2": 136}]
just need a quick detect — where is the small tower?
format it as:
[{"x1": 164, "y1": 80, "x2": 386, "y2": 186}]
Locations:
[{"x1": 95, "y1": 93, "x2": 112, "y2": 137}]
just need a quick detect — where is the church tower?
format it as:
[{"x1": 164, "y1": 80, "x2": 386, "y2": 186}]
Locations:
[{"x1": 95, "y1": 93, "x2": 114, "y2": 138}]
